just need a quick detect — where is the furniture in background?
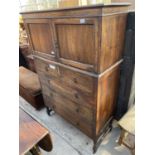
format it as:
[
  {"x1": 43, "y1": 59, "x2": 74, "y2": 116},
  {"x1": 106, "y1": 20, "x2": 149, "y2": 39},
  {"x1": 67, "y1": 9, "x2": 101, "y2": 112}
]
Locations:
[
  {"x1": 115, "y1": 12, "x2": 135, "y2": 119},
  {"x1": 26, "y1": 54, "x2": 36, "y2": 72},
  {"x1": 20, "y1": 15, "x2": 36, "y2": 72},
  {"x1": 21, "y1": 3, "x2": 129, "y2": 153},
  {"x1": 118, "y1": 105, "x2": 135, "y2": 155},
  {"x1": 19, "y1": 108, "x2": 52, "y2": 155},
  {"x1": 19, "y1": 66, "x2": 44, "y2": 109}
]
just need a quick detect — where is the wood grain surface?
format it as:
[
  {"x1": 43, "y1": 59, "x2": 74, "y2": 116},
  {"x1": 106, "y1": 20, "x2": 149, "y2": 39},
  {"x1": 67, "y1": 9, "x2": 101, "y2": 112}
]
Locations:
[
  {"x1": 19, "y1": 108, "x2": 50, "y2": 155},
  {"x1": 21, "y1": 3, "x2": 129, "y2": 153}
]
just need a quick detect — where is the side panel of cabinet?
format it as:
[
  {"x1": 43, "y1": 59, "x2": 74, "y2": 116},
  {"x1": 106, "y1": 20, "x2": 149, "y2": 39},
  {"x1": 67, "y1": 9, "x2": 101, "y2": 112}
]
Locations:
[
  {"x1": 52, "y1": 18, "x2": 100, "y2": 72},
  {"x1": 95, "y1": 63, "x2": 120, "y2": 136},
  {"x1": 99, "y1": 14, "x2": 127, "y2": 72},
  {"x1": 24, "y1": 19, "x2": 56, "y2": 60}
]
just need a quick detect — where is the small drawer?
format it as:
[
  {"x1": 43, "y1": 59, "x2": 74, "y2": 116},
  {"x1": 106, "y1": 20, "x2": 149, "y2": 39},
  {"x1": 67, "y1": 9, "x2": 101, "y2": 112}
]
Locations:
[{"x1": 34, "y1": 57, "x2": 60, "y2": 78}]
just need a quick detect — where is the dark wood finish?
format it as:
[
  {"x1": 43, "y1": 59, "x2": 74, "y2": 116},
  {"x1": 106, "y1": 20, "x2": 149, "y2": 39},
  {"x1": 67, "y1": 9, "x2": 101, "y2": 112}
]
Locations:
[
  {"x1": 34, "y1": 56, "x2": 121, "y2": 139},
  {"x1": 19, "y1": 108, "x2": 52, "y2": 155},
  {"x1": 21, "y1": 4, "x2": 129, "y2": 153},
  {"x1": 22, "y1": 4, "x2": 128, "y2": 73},
  {"x1": 52, "y1": 17, "x2": 99, "y2": 71},
  {"x1": 96, "y1": 65, "x2": 120, "y2": 136},
  {"x1": 19, "y1": 85, "x2": 44, "y2": 109}
]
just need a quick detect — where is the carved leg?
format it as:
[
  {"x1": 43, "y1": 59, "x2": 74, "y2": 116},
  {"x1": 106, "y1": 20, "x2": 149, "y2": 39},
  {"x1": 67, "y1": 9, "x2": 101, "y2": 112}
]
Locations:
[{"x1": 46, "y1": 106, "x2": 53, "y2": 116}]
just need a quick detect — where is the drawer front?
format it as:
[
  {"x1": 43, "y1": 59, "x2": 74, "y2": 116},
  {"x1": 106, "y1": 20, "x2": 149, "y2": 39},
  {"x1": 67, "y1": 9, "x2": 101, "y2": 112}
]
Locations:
[
  {"x1": 43, "y1": 91, "x2": 93, "y2": 138},
  {"x1": 55, "y1": 103, "x2": 93, "y2": 138},
  {"x1": 39, "y1": 75, "x2": 95, "y2": 108},
  {"x1": 59, "y1": 67, "x2": 94, "y2": 94},
  {"x1": 51, "y1": 92, "x2": 93, "y2": 123},
  {"x1": 56, "y1": 106, "x2": 93, "y2": 138},
  {"x1": 48, "y1": 78, "x2": 95, "y2": 108},
  {"x1": 35, "y1": 57, "x2": 95, "y2": 97}
]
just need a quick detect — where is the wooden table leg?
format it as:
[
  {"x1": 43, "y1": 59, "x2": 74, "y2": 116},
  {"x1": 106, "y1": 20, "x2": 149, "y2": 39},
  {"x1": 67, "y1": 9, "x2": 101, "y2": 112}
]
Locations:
[
  {"x1": 30, "y1": 145, "x2": 42, "y2": 155},
  {"x1": 118, "y1": 129, "x2": 126, "y2": 145},
  {"x1": 38, "y1": 134, "x2": 53, "y2": 152}
]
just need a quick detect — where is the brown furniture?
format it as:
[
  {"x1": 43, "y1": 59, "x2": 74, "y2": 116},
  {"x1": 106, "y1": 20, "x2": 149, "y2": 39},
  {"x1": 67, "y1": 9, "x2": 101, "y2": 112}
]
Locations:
[
  {"x1": 19, "y1": 108, "x2": 52, "y2": 155},
  {"x1": 19, "y1": 66, "x2": 44, "y2": 109},
  {"x1": 118, "y1": 106, "x2": 135, "y2": 155},
  {"x1": 21, "y1": 3, "x2": 129, "y2": 153},
  {"x1": 26, "y1": 54, "x2": 36, "y2": 72}
]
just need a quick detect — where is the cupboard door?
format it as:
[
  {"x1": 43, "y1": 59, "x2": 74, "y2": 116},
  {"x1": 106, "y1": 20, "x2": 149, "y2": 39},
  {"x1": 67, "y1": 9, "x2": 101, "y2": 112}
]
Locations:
[
  {"x1": 52, "y1": 18, "x2": 99, "y2": 72},
  {"x1": 24, "y1": 19, "x2": 55, "y2": 60}
]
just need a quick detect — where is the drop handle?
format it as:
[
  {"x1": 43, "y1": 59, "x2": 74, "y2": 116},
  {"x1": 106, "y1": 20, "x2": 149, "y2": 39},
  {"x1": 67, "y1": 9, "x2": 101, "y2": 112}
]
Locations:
[
  {"x1": 76, "y1": 122, "x2": 80, "y2": 126},
  {"x1": 74, "y1": 93, "x2": 79, "y2": 99}
]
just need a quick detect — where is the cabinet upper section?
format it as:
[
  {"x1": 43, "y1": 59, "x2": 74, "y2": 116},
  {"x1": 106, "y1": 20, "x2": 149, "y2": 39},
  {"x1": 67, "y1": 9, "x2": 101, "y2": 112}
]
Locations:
[{"x1": 22, "y1": 4, "x2": 129, "y2": 73}]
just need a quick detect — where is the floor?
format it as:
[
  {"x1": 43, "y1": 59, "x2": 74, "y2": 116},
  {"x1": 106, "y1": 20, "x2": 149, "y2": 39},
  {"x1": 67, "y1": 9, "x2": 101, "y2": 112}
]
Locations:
[{"x1": 19, "y1": 96, "x2": 131, "y2": 155}]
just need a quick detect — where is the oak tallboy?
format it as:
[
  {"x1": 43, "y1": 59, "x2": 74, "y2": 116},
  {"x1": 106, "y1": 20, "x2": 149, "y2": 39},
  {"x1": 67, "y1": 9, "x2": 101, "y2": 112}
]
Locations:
[{"x1": 21, "y1": 3, "x2": 129, "y2": 153}]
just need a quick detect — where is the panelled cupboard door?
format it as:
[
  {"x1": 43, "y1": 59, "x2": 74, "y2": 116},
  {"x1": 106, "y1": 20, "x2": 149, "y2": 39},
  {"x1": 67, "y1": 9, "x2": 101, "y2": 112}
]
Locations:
[
  {"x1": 24, "y1": 19, "x2": 55, "y2": 60},
  {"x1": 52, "y1": 18, "x2": 100, "y2": 72}
]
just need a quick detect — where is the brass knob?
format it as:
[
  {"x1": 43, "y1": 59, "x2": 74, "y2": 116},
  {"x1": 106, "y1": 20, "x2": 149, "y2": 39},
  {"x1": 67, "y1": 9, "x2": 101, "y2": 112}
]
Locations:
[
  {"x1": 74, "y1": 93, "x2": 79, "y2": 99},
  {"x1": 76, "y1": 108, "x2": 79, "y2": 113}
]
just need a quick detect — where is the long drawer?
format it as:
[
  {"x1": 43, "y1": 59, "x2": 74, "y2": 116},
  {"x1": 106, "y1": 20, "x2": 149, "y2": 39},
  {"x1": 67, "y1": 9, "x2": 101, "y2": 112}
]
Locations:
[
  {"x1": 43, "y1": 92, "x2": 94, "y2": 138},
  {"x1": 40, "y1": 75, "x2": 95, "y2": 108},
  {"x1": 35, "y1": 57, "x2": 96, "y2": 107},
  {"x1": 34, "y1": 57, "x2": 95, "y2": 94}
]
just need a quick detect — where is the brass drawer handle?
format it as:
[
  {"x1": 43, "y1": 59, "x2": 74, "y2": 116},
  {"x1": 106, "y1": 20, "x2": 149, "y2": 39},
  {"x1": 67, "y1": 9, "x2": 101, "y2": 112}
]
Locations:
[{"x1": 73, "y1": 78, "x2": 78, "y2": 84}]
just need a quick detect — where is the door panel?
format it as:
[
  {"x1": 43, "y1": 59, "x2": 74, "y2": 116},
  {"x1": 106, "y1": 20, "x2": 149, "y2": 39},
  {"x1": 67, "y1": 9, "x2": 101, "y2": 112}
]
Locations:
[
  {"x1": 52, "y1": 18, "x2": 99, "y2": 72},
  {"x1": 25, "y1": 19, "x2": 55, "y2": 59}
]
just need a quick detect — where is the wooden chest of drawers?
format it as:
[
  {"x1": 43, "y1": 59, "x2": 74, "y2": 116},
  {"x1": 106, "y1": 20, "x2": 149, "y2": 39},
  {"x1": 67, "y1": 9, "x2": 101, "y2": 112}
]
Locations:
[{"x1": 21, "y1": 3, "x2": 129, "y2": 153}]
